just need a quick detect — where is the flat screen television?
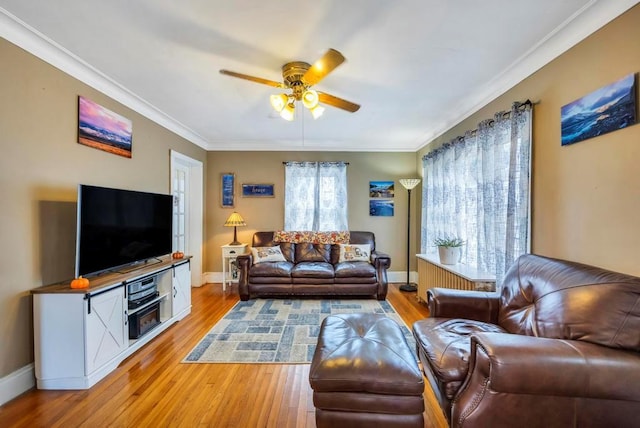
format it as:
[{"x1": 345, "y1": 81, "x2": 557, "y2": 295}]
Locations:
[{"x1": 76, "y1": 184, "x2": 173, "y2": 277}]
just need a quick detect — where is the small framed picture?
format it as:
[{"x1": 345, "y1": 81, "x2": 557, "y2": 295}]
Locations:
[
  {"x1": 369, "y1": 181, "x2": 395, "y2": 198},
  {"x1": 242, "y1": 184, "x2": 275, "y2": 198},
  {"x1": 221, "y1": 173, "x2": 235, "y2": 208},
  {"x1": 369, "y1": 199, "x2": 394, "y2": 216}
]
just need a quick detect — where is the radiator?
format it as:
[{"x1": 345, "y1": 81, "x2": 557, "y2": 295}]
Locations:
[{"x1": 417, "y1": 255, "x2": 495, "y2": 303}]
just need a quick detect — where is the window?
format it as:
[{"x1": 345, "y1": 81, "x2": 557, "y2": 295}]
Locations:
[
  {"x1": 421, "y1": 102, "x2": 532, "y2": 284},
  {"x1": 284, "y1": 161, "x2": 348, "y2": 231}
]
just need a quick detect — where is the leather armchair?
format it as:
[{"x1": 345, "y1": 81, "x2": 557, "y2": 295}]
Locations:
[{"x1": 413, "y1": 254, "x2": 640, "y2": 427}]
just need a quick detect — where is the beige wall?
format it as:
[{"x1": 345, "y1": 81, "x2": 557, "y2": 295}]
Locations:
[
  {"x1": 417, "y1": 5, "x2": 640, "y2": 277},
  {"x1": 0, "y1": 39, "x2": 207, "y2": 378},
  {"x1": 205, "y1": 151, "x2": 419, "y2": 273}
]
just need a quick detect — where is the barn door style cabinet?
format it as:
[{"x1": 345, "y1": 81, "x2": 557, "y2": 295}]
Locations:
[{"x1": 32, "y1": 256, "x2": 191, "y2": 390}]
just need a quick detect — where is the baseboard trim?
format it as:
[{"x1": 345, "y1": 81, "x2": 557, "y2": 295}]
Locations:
[
  {"x1": 0, "y1": 363, "x2": 35, "y2": 406},
  {"x1": 203, "y1": 271, "x2": 416, "y2": 285}
]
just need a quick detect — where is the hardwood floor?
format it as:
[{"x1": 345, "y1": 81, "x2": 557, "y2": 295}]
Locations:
[{"x1": 0, "y1": 283, "x2": 448, "y2": 428}]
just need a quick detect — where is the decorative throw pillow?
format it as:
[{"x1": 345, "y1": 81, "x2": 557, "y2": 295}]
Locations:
[
  {"x1": 338, "y1": 244, "x2": 371, "y2": 263},
  {"x1": 251, "y1": 246, "x2": 287, "y2": 264}
]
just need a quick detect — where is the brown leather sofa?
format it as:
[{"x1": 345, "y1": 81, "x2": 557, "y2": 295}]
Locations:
[
  {"x1": 413, "y1": 254, "x2": 640, "y2": 428},
  {"x1": 236, "y1": 231, "x2": 391, "y2": 301}
]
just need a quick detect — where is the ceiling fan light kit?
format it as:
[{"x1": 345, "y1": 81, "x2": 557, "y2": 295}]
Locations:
[{"x1": 220, "y1": 48, "x2": 360, "y2": 121}]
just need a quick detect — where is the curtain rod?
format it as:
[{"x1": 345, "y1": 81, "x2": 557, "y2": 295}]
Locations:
[{"x1": 463, "y1": 100, "x2": 533, "y2": 137}]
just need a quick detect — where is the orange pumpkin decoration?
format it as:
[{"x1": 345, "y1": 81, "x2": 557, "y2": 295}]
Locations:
[
  {"x1": 70, "y1": 276, "x2": 90, "y2": 289},
  {"x1": 172, "y1": 251, "x2": 185, "y2": 259}
]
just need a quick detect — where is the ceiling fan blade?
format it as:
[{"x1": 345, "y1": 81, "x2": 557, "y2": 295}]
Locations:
[
  {"x1": 318, "y1": 92, "x2": 360, "y2": 113},
  {"x1": 302, "y1": 49, "x2": 346, "y2": 86},
  {"x1": 219, "y1": 69, "x2": 285, "y2": 88}
]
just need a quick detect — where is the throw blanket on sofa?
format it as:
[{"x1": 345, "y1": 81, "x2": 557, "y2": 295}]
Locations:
[{"x1": 273, "y1": 230, "x2": 350, "y2": 244}]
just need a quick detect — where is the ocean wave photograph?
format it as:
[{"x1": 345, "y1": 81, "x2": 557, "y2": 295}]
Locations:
[{"x1": 561, "y1": 73, "x2": 636, "y2": 146}]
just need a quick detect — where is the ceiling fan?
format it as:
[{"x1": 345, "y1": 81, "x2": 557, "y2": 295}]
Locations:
[{"x1": 219, "y1": 48, "x2": 360, "y2": 121}]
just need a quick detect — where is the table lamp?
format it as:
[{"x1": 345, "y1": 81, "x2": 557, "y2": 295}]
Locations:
[{"x1": 224, "y1": 212, "x2": 246, "y2": 245}]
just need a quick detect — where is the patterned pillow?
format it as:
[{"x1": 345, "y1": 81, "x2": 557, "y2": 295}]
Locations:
[
  {"x1": 273, "y1": 230, "x2": 350, "y2": 244},
  {"x1": 338, "y1": 244, "x2": 371, "y2": 263},
  {"x1": 251, "y1": 246, "x2": 287, "y2": 264}
]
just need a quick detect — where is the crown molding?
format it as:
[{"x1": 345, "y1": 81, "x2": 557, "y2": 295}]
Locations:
[
  {"x1": 0, "y1": 7, "x2": 210, "y2": 150},
  {"x1": 416, "y1": 0, "x2": 640, "y2": 152}
]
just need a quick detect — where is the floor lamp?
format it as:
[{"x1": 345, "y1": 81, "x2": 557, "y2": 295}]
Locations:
[{"x1": 399, "y1": 178, "x2": 421, "y2": 292}]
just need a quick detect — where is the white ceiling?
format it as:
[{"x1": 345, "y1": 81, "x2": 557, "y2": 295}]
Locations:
[{"x1": 1, "y1": 1, "x2": 637, "y2": 152}]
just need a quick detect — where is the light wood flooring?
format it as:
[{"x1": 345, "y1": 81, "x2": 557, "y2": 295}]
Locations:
[{"x1": 0, "y1": 283, "x2": 448, "y2": 427}]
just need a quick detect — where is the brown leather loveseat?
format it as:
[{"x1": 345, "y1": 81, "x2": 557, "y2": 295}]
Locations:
[
  {"x1": 237, "y1": 231, "x2": 391, "y2": 301},
  {"x1": 413, "y1": 254, "x2": 640, "y2": 427}
]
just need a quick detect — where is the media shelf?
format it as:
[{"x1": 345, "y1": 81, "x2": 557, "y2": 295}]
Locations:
[
  {"x1": 31, "y1": 256, "x2": 191, "y2": 390},
  {"x1": 127, "y1": 292, "x2": 170, "y2": 316}
]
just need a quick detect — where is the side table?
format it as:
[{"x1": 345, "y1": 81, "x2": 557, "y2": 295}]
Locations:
[{"x1": 221, "y1": 243, "x2": 248, "y2": 291}]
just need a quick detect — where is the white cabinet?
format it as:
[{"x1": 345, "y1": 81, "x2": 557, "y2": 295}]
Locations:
[
  {"x1": 32, "y1": 256, "x2": 191, "y2": 390},
  {"x1": 172, "y1": 260, "x2": 191, "y2": 319},
  {"x1": 85, "y1": 286, "x2": 127, "y2": 374},
  {"x1": 33, "y1": 284, "x2": 127, "y2": 389}
]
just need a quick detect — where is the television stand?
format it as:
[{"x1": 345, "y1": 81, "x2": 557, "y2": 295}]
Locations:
[{"x1": 31, "y1": 255, "x2": 191, "y2": 390}]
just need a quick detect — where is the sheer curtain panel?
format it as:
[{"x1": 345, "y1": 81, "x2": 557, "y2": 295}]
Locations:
[
  {"x1": 284, "y1": 161, "x2": 348, "y2": 231},
  {"x1": 421, "y1": 101, "x2": 532, "y2": 284}
]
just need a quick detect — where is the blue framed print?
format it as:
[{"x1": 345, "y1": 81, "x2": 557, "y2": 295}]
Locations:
[
  {"x1": 242, "y1": 183, "x2": 275, "y2": 197},
  {"x1": 561, "y1": 73, "x2": 637, "y2": 146},
  {"x1": 221, "y1": 173, "x2": 235, "y2": 207},
  {"x1": 369, "y1": 199, "x2": 394, "y2": 216}
]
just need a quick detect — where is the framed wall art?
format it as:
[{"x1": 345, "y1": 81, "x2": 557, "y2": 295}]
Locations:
[
  {"x1": 78, "y1": 96, "x2": 133, "y2": 158},
  {"x1": 221, "y1": 173, "x2": 235, "y2": 208},
  {"x1": 369, "y1": 181, "x2": 395, "y2": 198},
  {"x1": 242, "y1": 183, "x2": 274, "y2": 197},
  {"x1": 561, "y1": 73, "x2": 637, "y2": 146},
  {"x1": 369, "y1": 199, "x2": 394, "y2": 216}
]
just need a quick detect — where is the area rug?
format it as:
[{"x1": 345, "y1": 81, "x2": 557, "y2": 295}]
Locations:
[{"x1": 183, "y1": 299, "x2": 416, "y2": 364}]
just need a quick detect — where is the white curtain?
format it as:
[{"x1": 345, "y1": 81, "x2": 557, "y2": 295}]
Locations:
[
  {"x1": 284, "y1": 161, "x2": 348, "y2": 231},
  {"x1": 421, "y1": 101, "x2": 532, "y2": 284}
]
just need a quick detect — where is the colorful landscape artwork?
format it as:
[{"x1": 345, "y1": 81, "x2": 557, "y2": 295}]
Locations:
[
  {"x1": 369, "y1": 181, "x2": 394, "y2": 198},
  {"x1": 561, "y1": 73, "x2": 636, "y2": 146},
  {"x1": 78, "y1": 96, "x2": 133, "y2": 157}
]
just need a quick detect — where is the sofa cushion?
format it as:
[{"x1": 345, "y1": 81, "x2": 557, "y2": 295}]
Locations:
[
  {"x1": 291, "y1": 262, "x2": 335, "y2": 279},
  {"x1": 334, "y1": 261, "x2": 376, "y2": 278},
  {"x1": 338, "y1": 244, "x2": 371, "y2": 262},
  {"x1": 249, "y1": 261, "x2": 293, "y2": 278},
  {"x1": 251, "y1": 246, "x2": 287, "y2": 264},
  {"x1": 499, "y1": 254, "x2": 640, "y2": 351},
  {"x1": 295, "y1": 243, "x2": 331, "y2": 263},
  {"x1": 412, "y1": 318, "x2": 506, "y2": 400}
]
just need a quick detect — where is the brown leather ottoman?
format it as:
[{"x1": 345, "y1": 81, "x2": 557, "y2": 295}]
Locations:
[{"x1": 309, "y1": 313, "x2": 425, "y2": 428}]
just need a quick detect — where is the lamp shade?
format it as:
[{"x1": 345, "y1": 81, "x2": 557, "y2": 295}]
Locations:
[
  {"x1": 399, "y1": 178, "x2": 421, "y2": 190},
  {"x1": 270, "y1": 93, "x2": 288, "y2": 112},
  {"x1": 224, "y1": 212, "x2": 246, "y2": 227},
  {"x1": 302, "y1": 89, "x2": 319, "y2": 109},
  {"x1": 310, "y1": 104, "x2": 325, "y2": 119},
  {"x1": 280, "y1": 103, "x2": 295, "y2": 121}
]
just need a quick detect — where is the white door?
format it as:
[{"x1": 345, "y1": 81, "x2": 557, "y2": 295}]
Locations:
[
  {"x1": 172, "y1": 163, "x2": 189, "y2": 253},
  {"x1": 170, "y1": 150, "x2": 203, "y2": 287}
]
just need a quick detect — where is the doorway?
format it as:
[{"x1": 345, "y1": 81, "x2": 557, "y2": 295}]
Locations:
[{"x1": 170, "y1": 150, "x2": 203, "y2": 287}]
